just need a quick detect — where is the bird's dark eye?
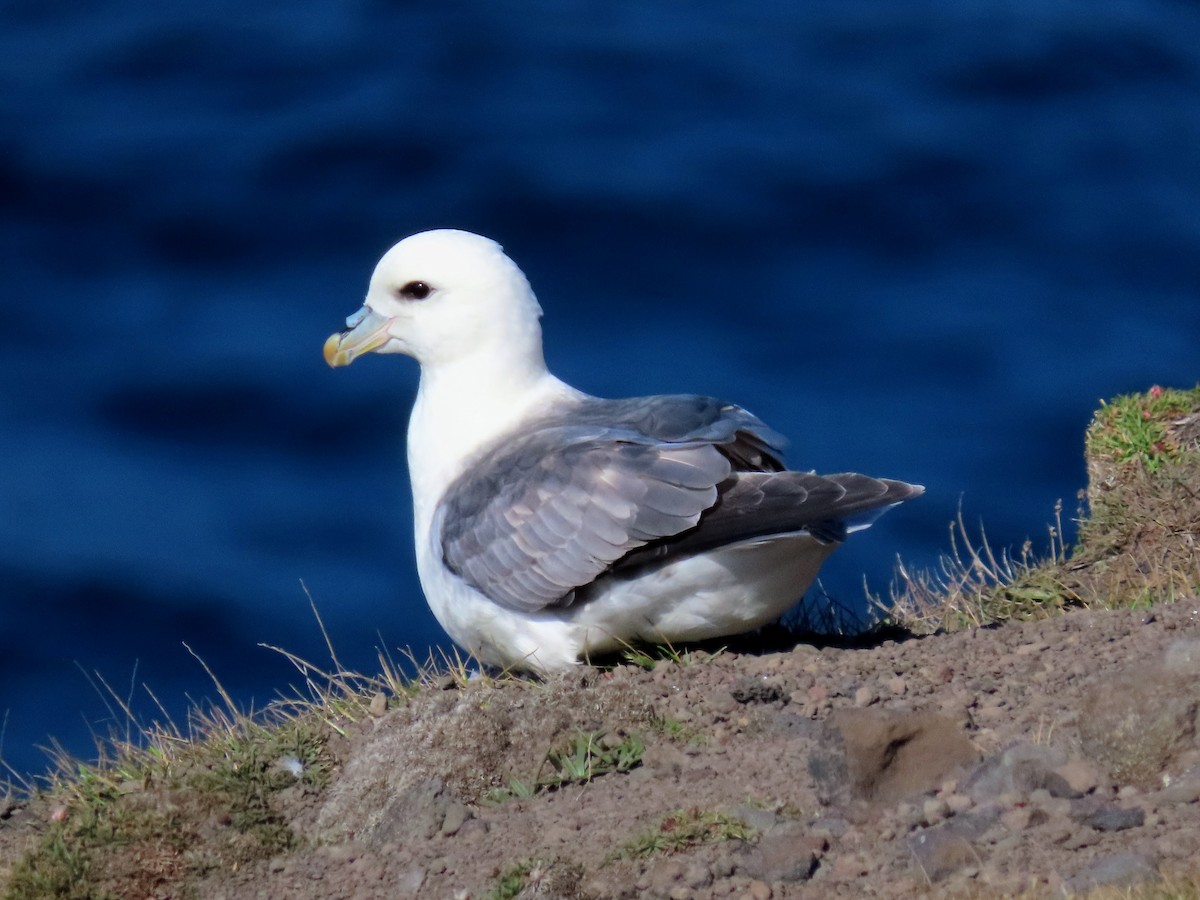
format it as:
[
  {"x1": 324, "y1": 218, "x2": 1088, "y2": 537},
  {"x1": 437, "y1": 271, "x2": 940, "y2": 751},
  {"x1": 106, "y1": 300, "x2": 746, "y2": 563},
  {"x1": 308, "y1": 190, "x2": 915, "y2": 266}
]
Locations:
[{"x1": 396, "y1": 281, "x2": 432, "y2": 301}]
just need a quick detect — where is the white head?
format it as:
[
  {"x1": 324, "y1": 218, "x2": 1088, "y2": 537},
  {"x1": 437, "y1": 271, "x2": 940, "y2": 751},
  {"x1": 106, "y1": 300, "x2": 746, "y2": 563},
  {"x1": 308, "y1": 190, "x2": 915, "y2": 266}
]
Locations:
[{"x1": 324, "y1": 229, "x2": 545, "y2": 370}]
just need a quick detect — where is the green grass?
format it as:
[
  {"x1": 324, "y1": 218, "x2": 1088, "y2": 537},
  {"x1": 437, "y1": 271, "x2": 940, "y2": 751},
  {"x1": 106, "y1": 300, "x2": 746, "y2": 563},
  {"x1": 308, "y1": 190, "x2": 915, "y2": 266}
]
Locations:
[
  {"x1": 1088, "y1": 385, "x2": 1200, "y2": 473},
  {"x1": 486, "y1": 858, "x2": 544, "y2": 900},
  {"x1": 2, "y1": 598, "x2": 419, "y2": 900},
  {"x1": 3, "y1": 698, "x2": 337, "y2": 899},
  {"x1": 612, "y1": 808, "x2": 756, "y2": 860},
  {"x1": 486, "y1": 730, "x2": 645, "y2": 803},
  {"x1": 651, "y1": 715, "x2": 706, "y2": 746},
  {"x1": 619, "y1": 641, "x2": 720, "y2": 671}
]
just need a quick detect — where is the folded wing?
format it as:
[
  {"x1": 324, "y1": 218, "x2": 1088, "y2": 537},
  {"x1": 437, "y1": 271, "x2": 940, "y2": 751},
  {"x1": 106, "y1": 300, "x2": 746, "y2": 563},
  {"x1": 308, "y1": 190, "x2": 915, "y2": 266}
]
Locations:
[{"x1": 436, "y1": 394, "x2": 921, "y2": 613}]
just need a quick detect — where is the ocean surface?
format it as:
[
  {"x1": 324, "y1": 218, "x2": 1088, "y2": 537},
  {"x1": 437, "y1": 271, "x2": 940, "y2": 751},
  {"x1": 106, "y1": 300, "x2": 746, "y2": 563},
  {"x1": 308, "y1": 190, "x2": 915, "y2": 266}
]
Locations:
[{"x1": 2, "y1": 0, "x2": 1198, "y2": 779}]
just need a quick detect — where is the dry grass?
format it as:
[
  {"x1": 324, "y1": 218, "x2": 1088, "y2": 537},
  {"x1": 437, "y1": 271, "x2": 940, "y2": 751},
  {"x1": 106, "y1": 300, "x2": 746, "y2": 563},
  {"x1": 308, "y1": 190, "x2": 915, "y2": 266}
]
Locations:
[
  {"x1": 611, "y1": 807, "x2": 756, "y2": 861},
  {"x1": 877, "y1": 502, "x2": 1072, "y2": 633},
  {"x1": 882, "y1": 385, "x2": 1200, "y2": 634},
  {"x1": 950, "y1": 868, "x2": 1200, "y2": 899},
  {"x1": 0, "y1": 592, "x2": 486, "y2": 900},
  {"x1": 1085, "y1": 871, "x2": 1200, "y2": 899}
]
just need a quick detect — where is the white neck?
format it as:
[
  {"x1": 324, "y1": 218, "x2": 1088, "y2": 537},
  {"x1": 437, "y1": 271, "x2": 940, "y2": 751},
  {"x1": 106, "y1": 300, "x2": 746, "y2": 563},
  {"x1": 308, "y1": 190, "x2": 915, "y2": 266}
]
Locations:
[{"x1": 406, "y1": 349, "x2": 582, "y2": 531}]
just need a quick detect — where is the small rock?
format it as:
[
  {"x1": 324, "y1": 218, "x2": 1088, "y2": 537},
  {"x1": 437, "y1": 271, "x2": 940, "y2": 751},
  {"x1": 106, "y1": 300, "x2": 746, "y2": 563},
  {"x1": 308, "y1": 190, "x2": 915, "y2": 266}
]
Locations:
[
  {"x1": 945, "y1": 793, "x2": 973, "y2": 814},
  {"x1": 1065, "y1": 853, "x2": 1158, "y2": 894},
  {"x1": 648, "y1": 859, "x2": 686, "y2": 894},
  {"x1": 1061, "y1": 828, "x2": 1100, "y2": 850},
  {"x1": 830, "y1": 855, "x2": 867, "y2": 880},
  {"x1": 731, "y1": 677, "x2": 784, "y2": 704},
  {"x1": 999, "y1": 806, "x2": 1047, "y2": 831},
  {"x1": 745, "y1": 879, "x2": 773, "y2": 900},
  {"x1": 368, "y1": 691, "x2": 388, "y2": 717},
  {"x1": 323, "y1": 843, "x2": 361, "y2": 863},
  {"x1": 887, "y1": 677, "x2": 908, "y2": 696},
  {"x1": 0, "y1": 795, "x2": 18, "y2": 821},
  {"x1": 809, "y1": 817, "x2": 850, "y2": 838},
  {"x1": 1029, "y1": 791, "x2": 1072, "y2": 817},
  {"x1": 1079, "y1": 805, "x2": 1145, "y2": 832},
  {"x1": 1044, "y1": 823, "x2": 1075, "y2": 844},
  {"x1": 743, "y1": 832, "x2": 817, "y2": 883},
  {"x1": 1028, "y1": 787, "x2": 1052, "y2": 805},
  {"x1": 396, "y1": 867, "x2": 426, "y2": 896},
  {"x1": 999, "y1": 807, "x2": 1029, "y2": 831},
  {"x1": 1055, "y1": 759, "x2": 1101, "y2": 795},
  {"x1": 440, "y1": 802, "x2": 470, "y2": 837},
  {"x1": 1154, "y1": 778, "x2": 1200, "y2": 804},
  {"x1": 711, "y1": 852, "x2": 737, "y2": 879},
  {"x1": 803, "y1": 835, "x2": 829, "y2": 855},
  {"x1": 683, "y1": 862, "x2": 712, "y2": 889},
  {"x1": 965, "y1": 743, "x2": 1071, "y2": 802},
  {"x1": 853, "y1": 686, "x2": 877, "y2": 708},
  {"x1": 923, "y1": 797, "x2": 950, "y2": 825},
  {"x1": 1020, "y1": 767, "x2": 1077, "y2": 799},
  {"x1": 907, "y1": 829, "x2": 978, "y2": 882},
  {"x1": 1155, "y1": 833, "x2": 1190, "y2": 859},
  {"x1": 1163, "y1": 638, "x2": 1200, "y2": 675},
  {"x1": 731, "y1": 806, "x2": 779, "y2": 834},
  {"x1": 708, "y1": 691, "x2": 738, "y2": 716}
]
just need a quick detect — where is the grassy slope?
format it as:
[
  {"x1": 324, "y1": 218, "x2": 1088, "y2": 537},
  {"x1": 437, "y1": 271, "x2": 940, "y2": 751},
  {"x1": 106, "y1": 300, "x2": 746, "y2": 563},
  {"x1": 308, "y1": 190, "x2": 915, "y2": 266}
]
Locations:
[
  {"x1": 2, "y1": 385, "x2": 1198, "y2": 900},
  {"x1": 883, "y1": 384, "x2": 1200, "y2": 632}
]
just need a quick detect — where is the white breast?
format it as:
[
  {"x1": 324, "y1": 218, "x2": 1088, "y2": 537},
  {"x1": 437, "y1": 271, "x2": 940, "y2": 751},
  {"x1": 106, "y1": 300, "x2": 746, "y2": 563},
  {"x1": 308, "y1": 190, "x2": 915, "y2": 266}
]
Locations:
[{"x1": 415, "y1": 525, "x2": 834, "y2": 673}]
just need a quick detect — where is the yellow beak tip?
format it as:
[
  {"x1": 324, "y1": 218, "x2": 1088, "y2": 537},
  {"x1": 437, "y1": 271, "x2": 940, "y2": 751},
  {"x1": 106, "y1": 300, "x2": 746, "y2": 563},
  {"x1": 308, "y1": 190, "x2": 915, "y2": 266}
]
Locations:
[{"x1": 322, "y1": 333, "x2": 344, "y2": 368}]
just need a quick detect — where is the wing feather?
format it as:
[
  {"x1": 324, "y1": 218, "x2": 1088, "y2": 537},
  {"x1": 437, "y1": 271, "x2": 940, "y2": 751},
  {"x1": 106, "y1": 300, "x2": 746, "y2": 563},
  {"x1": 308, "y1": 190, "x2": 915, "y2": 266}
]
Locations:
[
  {"x1": 438, "y1": 394, "x2": 776, "y2": 612},
  {"x1": 436, "y1": 393, "x2": 921, "y2": 613}
]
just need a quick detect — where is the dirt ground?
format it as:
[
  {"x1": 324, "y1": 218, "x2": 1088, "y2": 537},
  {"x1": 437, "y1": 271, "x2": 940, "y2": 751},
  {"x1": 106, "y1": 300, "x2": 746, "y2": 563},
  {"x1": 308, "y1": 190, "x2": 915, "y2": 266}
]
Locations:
[
  {"x1": 228, "y1": 603, "x2": 1200, "y2": 898},
  {"x1": 6, "y1": 599, "x2": 1200, "y2": 899}
]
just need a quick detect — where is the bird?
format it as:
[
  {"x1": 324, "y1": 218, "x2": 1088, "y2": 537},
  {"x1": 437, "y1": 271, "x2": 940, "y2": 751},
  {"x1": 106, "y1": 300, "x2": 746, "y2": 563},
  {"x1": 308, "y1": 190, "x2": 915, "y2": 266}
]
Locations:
[{"x1": 323, "y1": 229, "x2": 922, "y2": 673}]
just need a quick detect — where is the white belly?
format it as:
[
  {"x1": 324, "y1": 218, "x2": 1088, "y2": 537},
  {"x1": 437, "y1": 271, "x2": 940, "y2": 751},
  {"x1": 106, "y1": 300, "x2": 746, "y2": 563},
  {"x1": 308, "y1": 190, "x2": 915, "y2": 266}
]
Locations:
[{"x1": 416, "y1": 529, "x2": 836, "y2": 673}]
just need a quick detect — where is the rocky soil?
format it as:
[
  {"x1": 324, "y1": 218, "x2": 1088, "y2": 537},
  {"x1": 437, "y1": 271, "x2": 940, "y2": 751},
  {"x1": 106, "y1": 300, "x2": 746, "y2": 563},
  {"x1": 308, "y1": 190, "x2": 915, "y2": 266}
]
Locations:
[
  {"x1": 193, "y1": 604, "x2": 1200, "y2": 897},
  {"x1": 4, "y1": 600, "x2": 1200, "y2": 899},
  {"x1": 2, "y1": 387, "x2": 1197, "y2": 899}
]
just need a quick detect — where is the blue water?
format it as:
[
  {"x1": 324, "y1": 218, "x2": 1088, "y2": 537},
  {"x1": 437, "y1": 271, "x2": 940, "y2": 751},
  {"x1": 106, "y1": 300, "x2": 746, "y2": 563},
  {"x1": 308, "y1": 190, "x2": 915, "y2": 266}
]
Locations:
[{"x1": 2, "y1": 0, "x2": 1198, "y2": 779}]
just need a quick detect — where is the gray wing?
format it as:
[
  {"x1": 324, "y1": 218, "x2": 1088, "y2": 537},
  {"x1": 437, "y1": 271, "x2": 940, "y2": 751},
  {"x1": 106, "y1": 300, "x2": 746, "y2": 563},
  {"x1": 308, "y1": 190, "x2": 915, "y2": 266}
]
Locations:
[
  {"x1": 551, "y1": 395, "x2": 788, "y2": 472},
  {"x1": 609, "y1": 472, "x2": 924, "y2": 574},
  {"x1": 437, "y1": 395, "x2": 784, "y2": 612}
]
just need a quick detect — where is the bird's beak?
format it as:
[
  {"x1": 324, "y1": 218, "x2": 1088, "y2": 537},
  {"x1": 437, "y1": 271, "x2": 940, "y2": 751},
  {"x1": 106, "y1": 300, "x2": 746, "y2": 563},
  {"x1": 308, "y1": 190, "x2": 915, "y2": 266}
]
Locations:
[{"x1": 323, "y1": 307, "x2": 393, "y2": 368}]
